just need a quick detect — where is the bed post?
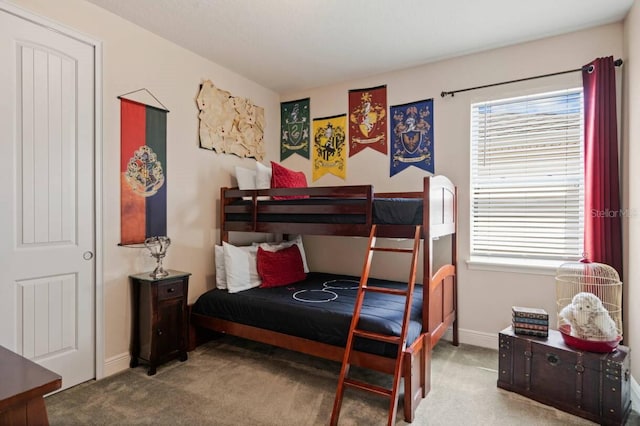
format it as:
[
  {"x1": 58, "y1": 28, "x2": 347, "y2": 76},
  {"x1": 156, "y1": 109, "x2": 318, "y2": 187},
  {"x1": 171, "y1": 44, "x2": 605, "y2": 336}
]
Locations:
[
  {"x1": 423, "y1": 332, "x2": 432, "y2": 396},
  {"x1": 421, "y1": 176, "x2": 433, "y2": 412},
  {"x1": 220, "y1": 186, "x2": 229, "y2": 243},
  {"x1": 422, "y1": 176, "x2": 432, "y2": 337},
  {"x1": 452, "y1": 185, "x2": 459, "y2": 346}
]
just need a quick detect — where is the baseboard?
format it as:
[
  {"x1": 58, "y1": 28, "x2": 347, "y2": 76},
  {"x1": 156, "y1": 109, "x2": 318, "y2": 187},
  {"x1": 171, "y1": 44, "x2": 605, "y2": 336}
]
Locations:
[
  {"x1": 103, "y1": 352, "x2": 130, "y2": 377},
  {"x1": 442, "y1": 327, "x2": 499, "y2": 350}
]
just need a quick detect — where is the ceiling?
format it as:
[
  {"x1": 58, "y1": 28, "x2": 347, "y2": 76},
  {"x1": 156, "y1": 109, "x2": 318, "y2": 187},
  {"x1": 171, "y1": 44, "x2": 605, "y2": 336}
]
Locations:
[{"x1": 85, "y1": 0, "x2": 633, "y2": 94}]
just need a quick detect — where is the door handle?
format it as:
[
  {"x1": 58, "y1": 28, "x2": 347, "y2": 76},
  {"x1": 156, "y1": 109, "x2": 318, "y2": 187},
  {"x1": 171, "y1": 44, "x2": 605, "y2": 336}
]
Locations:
[{"x1": 83, "y1": 251, "x2": 94, "y2": 260}]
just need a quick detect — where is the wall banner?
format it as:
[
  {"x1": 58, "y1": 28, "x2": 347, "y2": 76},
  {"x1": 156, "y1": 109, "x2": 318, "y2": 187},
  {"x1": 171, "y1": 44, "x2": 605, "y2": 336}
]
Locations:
[
  {"x1": 280, "y1": 98, "x2": 310, "y2": 160},
  {"x1": 119, "y1": 98, "x2": 168, "y2": 245},
  {"x1": 389, "y1": 98, "x2": 434, "y2": 177},
  {"x1": 312, "y1": 114, "x2": 347, "y2": 181},
  {"x1": 348, "y1": 85, "x2": 387, "y2": 157}
]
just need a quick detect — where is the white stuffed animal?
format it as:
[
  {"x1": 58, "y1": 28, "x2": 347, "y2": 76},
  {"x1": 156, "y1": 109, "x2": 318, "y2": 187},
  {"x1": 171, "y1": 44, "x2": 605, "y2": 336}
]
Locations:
[{"x1": 558, "y1": 292, "x2": 618, "y2": 341}]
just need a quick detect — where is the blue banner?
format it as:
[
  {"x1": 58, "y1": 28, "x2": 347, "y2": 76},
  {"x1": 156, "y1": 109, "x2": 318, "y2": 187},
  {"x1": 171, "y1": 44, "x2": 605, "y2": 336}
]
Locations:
[{"x1": 389, "y1": 99, "x2": 434, "y2": 176}]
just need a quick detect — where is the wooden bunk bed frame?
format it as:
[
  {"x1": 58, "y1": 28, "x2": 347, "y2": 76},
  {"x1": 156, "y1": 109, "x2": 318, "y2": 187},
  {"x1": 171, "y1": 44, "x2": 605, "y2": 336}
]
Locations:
[{"x1": 190, "y1": 175, "x2": 458, "y2": 423}]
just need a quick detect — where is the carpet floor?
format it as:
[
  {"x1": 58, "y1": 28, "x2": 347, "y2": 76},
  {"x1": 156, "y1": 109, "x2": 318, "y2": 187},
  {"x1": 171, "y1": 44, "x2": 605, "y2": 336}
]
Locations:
[{"x1": 46, "y1": 336, "x2": 640, "y2": 425}]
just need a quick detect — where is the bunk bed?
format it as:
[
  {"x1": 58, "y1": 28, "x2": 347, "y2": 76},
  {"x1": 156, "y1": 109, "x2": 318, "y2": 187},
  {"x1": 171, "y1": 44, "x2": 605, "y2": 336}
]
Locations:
[{"x1": 190, "y1": 175, "x2": 458, "y2": 423}]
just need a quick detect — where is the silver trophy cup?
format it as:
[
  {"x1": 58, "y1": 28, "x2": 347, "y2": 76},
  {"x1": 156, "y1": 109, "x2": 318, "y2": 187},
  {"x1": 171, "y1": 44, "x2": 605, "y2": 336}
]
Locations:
[{"x1": 144, "y1": 236, "x2": 171, "y2": 278}]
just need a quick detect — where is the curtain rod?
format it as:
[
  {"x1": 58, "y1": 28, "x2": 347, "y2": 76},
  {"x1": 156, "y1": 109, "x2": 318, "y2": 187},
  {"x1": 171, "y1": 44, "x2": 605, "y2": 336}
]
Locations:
[{"x1": 440, "y1": 58, "x2": 623, "y2": 98}]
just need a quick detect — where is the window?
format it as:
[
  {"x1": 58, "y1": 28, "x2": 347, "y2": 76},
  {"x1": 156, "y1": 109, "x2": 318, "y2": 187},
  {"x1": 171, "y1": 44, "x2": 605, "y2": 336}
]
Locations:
[{"x1": 470, "y1": 88, "x2": 584, "y2": 263}]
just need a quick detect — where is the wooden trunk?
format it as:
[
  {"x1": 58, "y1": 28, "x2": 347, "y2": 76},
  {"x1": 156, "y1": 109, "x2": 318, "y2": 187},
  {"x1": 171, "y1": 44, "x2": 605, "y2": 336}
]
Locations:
[{"x1": 498, "y1": 327, "x2": 630, "y2": 426}]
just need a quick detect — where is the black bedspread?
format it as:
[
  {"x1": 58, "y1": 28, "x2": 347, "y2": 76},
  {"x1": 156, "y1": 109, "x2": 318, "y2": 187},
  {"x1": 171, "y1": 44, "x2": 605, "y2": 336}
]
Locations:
[{"x1": 191, "y1": 272, "x2": 423, "y2": 358}]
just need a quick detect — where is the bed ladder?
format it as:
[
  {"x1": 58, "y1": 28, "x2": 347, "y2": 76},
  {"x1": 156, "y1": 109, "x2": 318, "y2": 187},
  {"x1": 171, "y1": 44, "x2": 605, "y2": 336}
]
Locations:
[{"x1": 330, "y1": 224, "x2": 421, "y2": 426}]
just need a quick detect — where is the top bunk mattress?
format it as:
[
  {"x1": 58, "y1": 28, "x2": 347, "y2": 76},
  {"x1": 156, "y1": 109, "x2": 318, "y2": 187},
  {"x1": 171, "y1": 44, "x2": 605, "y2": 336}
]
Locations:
[
  {"x1": 191, "y1": 272, "x2": 423, "y2": 358},
  {"x1": 226, "y1": 197, "x2": 423, "y2": 225}
]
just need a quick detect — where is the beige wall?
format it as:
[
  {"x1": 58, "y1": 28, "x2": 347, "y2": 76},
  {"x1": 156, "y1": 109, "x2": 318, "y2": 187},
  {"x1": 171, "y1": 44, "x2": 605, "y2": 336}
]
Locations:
[
  {"x1": 8, "y1": 0, "x2": 280, "y2": 374},
  {"x1": 283, "y1": 23, "x2": 626, "y2": 349},
  {"x1": 623, "y1": 0, "x2": 640, "y2": 387}
]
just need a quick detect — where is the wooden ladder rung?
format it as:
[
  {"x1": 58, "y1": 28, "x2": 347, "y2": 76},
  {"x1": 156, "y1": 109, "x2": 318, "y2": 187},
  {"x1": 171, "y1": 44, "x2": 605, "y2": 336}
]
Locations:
[
  {"x1": 352, "y1": 329, "x2": 402, "y2": 344},
  {"x1": 344, "y1": 378, "x2": 392, "y2": 397},
  {"x1": 371, "y1": 247, "x2": 414, "y2": 253},
  {"x1": 363, "y1": 286, "x2": 407, "y2": 296}
]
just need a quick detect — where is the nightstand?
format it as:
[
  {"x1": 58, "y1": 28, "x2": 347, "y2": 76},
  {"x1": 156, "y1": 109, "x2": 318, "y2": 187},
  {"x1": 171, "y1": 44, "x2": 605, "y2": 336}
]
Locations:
[{"x1": 129, "y1": 270, "x2": 191, "y2": 375}]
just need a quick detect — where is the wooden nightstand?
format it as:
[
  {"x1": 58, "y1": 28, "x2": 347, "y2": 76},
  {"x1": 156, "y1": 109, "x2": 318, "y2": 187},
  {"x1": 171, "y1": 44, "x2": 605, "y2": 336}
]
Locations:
[{"x1": 129, "y1": 270, "x2": 191, "y2": 375}]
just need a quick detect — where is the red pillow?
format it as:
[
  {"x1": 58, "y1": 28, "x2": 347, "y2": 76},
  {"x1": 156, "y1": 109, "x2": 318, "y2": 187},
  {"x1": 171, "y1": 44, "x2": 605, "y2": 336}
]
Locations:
[
  {"x1": 257, "y1": 245, "x2": 306, "y2": 288},
  {"x1": 270, "y1": 161, "x2": 309, "y2": 200}
]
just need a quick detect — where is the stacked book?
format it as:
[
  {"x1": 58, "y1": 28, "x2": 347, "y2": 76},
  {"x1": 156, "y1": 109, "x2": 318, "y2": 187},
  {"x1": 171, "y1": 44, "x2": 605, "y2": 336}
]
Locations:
[{"x1": 512, "y1": 306, "x2": 548, "y2": 337}]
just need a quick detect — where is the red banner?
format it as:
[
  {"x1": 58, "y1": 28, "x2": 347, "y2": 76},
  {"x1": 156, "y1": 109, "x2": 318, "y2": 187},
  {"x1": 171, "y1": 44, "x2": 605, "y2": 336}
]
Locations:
[{"x1": 348, "y1": 85, "x2": 387, "y2": 157}]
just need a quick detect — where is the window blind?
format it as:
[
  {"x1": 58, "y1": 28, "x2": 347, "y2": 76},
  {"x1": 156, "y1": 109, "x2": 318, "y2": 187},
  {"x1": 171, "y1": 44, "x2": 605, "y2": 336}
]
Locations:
[{"x1": 470, "y1": 89, "x2": 584, "y2": 261}]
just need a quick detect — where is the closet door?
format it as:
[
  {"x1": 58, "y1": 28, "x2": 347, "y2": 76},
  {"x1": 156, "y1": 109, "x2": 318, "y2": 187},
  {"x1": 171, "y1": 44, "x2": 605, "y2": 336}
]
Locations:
[{"x1": 0, "y1": 7, "x2": 96, "y2": 390}]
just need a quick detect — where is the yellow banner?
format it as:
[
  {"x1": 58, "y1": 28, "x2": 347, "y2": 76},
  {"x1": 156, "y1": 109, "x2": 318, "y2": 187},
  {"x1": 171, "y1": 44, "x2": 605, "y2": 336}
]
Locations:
[{"x1": 312, "y1": 114, "x2": 347, "y2": 181}]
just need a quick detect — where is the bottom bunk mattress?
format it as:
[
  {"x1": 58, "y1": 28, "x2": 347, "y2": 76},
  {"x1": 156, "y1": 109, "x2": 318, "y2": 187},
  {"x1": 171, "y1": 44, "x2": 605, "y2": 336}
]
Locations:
[{"x1": 191, "y1": 272, "x2": 423, "y2": 358}]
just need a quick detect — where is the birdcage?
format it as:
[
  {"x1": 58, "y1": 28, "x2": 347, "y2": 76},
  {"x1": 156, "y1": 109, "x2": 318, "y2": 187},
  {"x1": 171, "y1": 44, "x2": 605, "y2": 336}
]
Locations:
[{"x1": 555, "y1": 257, "x2": 622, "y2": 352}]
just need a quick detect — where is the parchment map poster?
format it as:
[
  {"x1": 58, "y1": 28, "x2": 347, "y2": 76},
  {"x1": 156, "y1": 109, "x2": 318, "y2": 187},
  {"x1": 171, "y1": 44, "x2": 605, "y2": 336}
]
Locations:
[{"x1": 197, "y1": 80, "x2": 265, "y2": 160}]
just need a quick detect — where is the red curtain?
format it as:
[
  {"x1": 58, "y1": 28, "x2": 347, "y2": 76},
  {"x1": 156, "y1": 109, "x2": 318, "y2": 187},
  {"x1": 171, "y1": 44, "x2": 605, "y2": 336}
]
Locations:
[{"x1": 582, "y1": 56, "x2": 622, "y2": 278}]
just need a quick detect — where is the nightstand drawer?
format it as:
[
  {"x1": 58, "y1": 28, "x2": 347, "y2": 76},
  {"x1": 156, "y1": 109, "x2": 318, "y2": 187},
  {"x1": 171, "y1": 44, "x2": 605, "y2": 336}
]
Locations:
[{"x1": 157, "y1": 280, "x2": 184, "y2": 300}]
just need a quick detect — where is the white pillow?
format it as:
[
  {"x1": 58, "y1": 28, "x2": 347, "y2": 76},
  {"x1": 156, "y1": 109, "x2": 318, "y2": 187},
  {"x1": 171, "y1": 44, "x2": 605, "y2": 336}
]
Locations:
[
  {"x1": 256, "y1": 235, "x2": 309, "y2": 273},
  {"x1": 255, "y1": 162, "x2": 272, "y2": 190},
  {"x1": 223, "y1": 241, "x2": 261, "y2": 293},
  {"x1": 235, "y1": 166, "x2": 257, "y2": 200},
  {"x1": 214, "y1": 245, "x2": 227, "y2": 289}
]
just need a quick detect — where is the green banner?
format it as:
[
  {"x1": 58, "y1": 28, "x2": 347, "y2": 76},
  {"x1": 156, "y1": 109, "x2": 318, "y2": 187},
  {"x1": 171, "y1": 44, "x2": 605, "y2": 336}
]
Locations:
[{"x1": 280, "y1": 98, "x2": 310, "y2": 160}]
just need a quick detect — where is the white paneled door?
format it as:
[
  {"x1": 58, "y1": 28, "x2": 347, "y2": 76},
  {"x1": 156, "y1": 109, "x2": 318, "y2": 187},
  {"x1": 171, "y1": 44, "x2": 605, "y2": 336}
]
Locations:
[{"x1": 0, "y1": 8, "x2": 95, "y2": 389}]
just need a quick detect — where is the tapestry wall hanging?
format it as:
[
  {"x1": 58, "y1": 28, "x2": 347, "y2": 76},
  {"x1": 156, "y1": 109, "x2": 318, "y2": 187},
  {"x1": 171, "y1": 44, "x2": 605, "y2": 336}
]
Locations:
[
  {"x1": 312, "y1": 114, "x2": 347, "y2": 181},
  {"x1": 119, "y1": 94, "x2": 168, "y2": 245},
  {"x1": 280, "y1": 98, "x2": 310, "y2": 160},
  {"x1": 389, "y1": 98, "x2": 434, "y2": 176},
  {"x1": 197, "y1": 80, "x2": 265, "y2": 160},
  {"x1": 348, "y1": 85, "x2": 387, "y2": 157}
]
